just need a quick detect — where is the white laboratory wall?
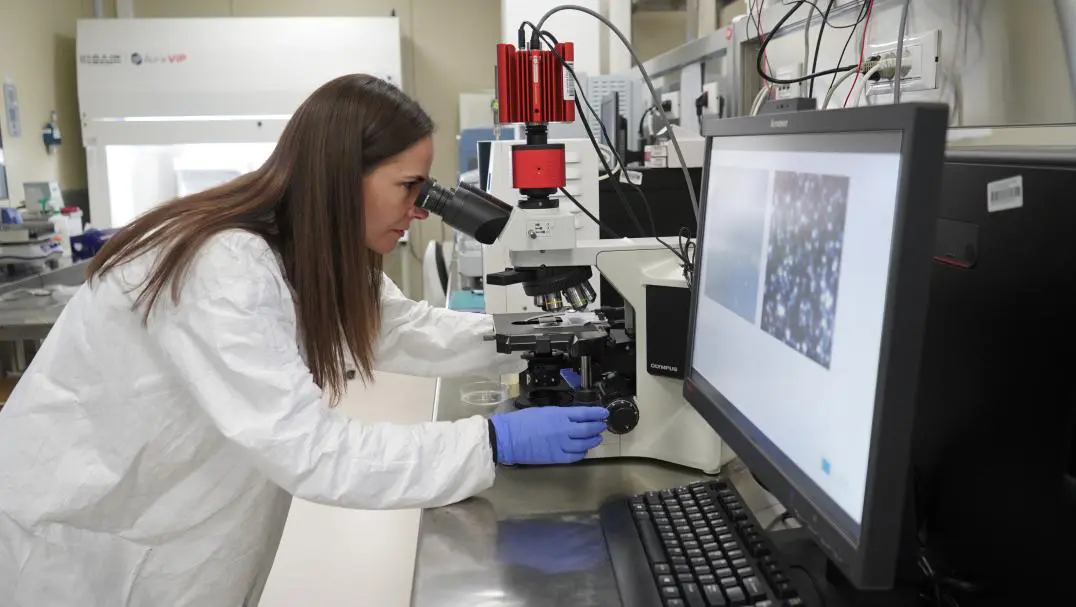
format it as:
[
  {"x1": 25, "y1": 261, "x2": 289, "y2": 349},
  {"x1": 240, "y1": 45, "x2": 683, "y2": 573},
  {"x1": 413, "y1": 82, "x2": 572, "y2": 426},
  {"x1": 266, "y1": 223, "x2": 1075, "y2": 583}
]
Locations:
[{"x1": 743, "y1": 0, "x2": 1076, "y2": 126}]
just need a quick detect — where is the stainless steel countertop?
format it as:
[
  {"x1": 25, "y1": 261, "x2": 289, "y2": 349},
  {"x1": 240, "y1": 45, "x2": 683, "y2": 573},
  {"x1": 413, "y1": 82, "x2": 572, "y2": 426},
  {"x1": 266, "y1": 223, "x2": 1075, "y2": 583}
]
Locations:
[
  {"x1": 0, "y1": 260, "x2": 86, "y2": 341},
  {"x1": 410, "y1": 374, "x2": 781, "y2": 607}
]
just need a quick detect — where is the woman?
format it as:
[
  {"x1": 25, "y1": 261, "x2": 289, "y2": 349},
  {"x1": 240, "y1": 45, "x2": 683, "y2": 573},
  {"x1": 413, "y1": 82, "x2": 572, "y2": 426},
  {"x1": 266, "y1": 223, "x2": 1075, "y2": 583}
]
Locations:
[{"x1": 0, "y1": 74, "x2": 609, "y2": 606}]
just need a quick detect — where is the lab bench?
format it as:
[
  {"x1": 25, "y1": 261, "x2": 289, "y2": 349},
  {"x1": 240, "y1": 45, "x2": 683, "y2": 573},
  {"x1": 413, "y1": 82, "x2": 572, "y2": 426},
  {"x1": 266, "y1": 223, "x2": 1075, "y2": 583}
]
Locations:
[
  {"x1": 410, "y1": 374, "x2": 783, "y2": 607},
  {"x1": 0, "y1": 260, "x2": 86, "y2": 378}
]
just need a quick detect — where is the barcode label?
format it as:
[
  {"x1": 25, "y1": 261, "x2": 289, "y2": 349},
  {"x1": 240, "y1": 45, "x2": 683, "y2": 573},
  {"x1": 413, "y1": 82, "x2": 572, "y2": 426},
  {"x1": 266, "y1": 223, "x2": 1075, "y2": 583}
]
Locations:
[
  {"x1": 562, "y1": 61, "x2": 575, "y2": 101},
  {"x1": 987, "y1": 175, "x2": 1023, "y2": 213}
]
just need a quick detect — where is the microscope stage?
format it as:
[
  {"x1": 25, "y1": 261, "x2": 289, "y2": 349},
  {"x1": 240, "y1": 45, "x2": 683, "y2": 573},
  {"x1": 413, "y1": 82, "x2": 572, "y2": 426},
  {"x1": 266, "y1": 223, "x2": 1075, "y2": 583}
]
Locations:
[{"x1": 490, "y1": 312, "x2": 611, "y2": 354}]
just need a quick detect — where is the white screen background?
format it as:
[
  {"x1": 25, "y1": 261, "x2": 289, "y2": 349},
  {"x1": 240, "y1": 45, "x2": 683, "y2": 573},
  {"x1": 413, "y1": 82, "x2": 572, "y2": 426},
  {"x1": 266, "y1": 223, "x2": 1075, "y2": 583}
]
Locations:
[{"x1": 693, "y1": 145, "x2": 902, "y2": 524}]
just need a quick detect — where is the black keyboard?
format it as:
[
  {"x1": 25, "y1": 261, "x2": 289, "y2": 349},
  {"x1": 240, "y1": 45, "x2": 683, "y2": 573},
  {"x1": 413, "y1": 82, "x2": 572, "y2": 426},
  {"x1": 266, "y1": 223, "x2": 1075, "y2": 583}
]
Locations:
[{"x1": 600, "y1": 479, "x2": 805, "y2": 607}]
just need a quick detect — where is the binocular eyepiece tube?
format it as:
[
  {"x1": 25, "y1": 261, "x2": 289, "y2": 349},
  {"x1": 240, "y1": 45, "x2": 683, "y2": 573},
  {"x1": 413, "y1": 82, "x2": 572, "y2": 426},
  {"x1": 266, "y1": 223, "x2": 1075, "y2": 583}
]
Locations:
[{"x1": 416, "y1": 179, "x2": 514, "y2": 245}]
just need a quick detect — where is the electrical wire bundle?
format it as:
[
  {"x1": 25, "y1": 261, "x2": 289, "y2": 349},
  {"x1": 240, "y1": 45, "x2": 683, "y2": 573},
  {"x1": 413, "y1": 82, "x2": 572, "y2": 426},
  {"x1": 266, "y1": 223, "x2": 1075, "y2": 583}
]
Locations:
[{"x1": 518, "y1": 10, "x2": 701, "y2": 288}]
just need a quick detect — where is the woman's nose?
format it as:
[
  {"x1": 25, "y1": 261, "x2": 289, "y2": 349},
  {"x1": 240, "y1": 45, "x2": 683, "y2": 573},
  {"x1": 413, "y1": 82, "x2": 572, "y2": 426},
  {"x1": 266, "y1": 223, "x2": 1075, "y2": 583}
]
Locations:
[{"x1": 410, "y1": 207, "x2": 430, "y2": 220}]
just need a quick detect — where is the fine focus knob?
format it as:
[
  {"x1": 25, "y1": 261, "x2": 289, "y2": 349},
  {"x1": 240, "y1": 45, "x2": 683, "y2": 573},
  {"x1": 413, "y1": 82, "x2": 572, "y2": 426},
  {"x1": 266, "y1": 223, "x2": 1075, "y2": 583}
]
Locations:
[{"x1": 606, "y1": 397, "x2": 640, "y2": 435}]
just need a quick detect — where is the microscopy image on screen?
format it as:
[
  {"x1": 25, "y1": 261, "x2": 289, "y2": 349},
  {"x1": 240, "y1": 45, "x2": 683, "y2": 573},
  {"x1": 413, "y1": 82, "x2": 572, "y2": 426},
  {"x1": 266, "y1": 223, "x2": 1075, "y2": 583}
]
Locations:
[
  {"x1": 760, "y1": 171, "x2": 850, "y2": 368},
  {"x1": 703, "y1": 166, "x2": 770, "y2": 323}
]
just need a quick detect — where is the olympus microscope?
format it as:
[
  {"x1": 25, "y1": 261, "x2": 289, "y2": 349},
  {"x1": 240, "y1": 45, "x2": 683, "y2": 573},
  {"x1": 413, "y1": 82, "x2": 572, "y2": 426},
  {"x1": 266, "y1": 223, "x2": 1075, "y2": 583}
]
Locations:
[{"x1": 413, "y1": 38, "x2": 731, "y2": 474}]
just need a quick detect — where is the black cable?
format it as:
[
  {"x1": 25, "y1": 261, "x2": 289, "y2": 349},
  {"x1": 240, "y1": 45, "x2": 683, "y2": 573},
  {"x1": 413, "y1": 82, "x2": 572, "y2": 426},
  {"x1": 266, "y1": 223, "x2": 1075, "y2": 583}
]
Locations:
[
  {"x1": 808, "y1": 0, "x2": 836, "y2": 97},
  {"x1": 540, "y1": 34, "x2": 687, "y2": 267},
  {"x1": 825, "y1": 0, "x2": 871, "y2": 96},
  {"x1": 788, "y1": 565, "x2": 828, "y2": 607},
  {"x1": 757, "y1": 0, "x2": 860, "y2": 86},
  {"x1": 559, "y1": 188, "x2": 622, "y2": 239},
  {"x1": 800, "y1": 0, "x2": 869, "y2": 29},
  {"x1": 637, "y1": 106, "x2": 657, "y2": 141}
]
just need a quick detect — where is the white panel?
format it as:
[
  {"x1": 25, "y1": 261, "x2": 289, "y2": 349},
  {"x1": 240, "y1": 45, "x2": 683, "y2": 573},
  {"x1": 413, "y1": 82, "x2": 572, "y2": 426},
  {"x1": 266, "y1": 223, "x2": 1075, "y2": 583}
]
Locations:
[
  {"x1": 606, "y1": 0, "x2": 633, "y2": 73},
  {"x1": 501, "y1": 0, "x2": 602, "y2": 76},
  {"x1": 76, "y1": 17, "x2": 402, "y2": 129}
]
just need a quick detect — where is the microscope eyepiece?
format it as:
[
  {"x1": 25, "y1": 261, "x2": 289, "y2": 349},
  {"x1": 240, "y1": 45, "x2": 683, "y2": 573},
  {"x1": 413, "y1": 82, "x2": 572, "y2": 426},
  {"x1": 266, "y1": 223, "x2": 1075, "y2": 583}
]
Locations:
[{"x1": 416, "y1": 179, "x2": 513, "y2": 245}]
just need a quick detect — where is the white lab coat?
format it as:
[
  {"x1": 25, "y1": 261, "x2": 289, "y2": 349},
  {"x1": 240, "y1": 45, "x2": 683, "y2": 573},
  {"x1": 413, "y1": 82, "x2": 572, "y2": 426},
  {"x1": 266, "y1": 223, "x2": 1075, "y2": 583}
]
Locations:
[{"x1": 0, "y1": 230, "x2": 521, "y2": 606}]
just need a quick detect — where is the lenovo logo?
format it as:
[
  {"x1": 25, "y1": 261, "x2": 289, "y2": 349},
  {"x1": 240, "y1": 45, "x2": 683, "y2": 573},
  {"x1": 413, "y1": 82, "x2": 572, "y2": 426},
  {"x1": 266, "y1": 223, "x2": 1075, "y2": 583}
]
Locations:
[
  {"x1": 650, "y1": 363, "x2": 679, "y2": 373},
  {"x1": 770, "y1": 119, "x2": 789, "y2": 128}
]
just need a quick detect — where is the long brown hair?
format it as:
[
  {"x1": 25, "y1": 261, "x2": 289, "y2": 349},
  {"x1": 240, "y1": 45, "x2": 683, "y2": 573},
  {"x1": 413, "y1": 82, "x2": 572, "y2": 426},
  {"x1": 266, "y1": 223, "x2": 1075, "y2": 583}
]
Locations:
[{"x1": 88, "y1": 74, "x2": 435, "y2": 402}]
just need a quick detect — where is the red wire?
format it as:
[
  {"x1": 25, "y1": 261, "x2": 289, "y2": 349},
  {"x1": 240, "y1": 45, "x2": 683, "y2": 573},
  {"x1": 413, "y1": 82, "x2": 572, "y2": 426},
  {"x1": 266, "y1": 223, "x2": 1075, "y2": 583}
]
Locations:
[{"x1": 843, "y1": 0, "x2": 875, "y2": 107}]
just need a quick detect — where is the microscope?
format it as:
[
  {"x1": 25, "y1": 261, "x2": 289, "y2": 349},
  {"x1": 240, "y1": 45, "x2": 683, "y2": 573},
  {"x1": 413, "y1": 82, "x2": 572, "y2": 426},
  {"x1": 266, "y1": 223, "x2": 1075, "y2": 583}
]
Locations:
[{"x1": 414, "y1": 38, "x2": 732, "y2": 474}]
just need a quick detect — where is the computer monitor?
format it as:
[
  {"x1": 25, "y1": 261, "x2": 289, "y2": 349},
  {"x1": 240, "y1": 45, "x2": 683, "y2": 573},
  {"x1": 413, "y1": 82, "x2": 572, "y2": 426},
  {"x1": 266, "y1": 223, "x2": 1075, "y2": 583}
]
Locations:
[{"x1": 683, "y1": 104, "x2": 949, "y2": 590}]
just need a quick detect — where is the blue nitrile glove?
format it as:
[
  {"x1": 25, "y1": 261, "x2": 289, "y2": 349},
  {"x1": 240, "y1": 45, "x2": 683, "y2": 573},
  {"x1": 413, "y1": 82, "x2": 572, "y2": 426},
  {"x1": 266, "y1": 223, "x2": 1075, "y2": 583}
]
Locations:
[{"x1": 489, "y1": 406, "x2": 608, "y2": 465}]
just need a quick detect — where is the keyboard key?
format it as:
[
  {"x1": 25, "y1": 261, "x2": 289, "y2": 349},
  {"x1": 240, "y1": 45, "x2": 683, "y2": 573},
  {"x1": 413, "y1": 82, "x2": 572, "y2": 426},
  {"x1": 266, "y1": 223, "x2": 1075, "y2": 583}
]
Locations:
[
  {"x1": 676, "y1": 525, "x2": 693, "y2": 535},
  {"x1": 732, "y1": 558, "x2": 749, "y2": 569},
  {"x1": 751, "y1": 543, "x2": 771, "y2": 557},
  {"x1": 774, "y1": 581, "x2": 795, "y2": 598},
  {"x1": 688, "y1": 513, "x2": 704, "y2": 521},
  {"x1": 678, "y1": 573, "x2": 695, "y2": 584},
  {"x1": 658, "y1": 524, "x2": 674, "y2": 533},
  {"x1": 665, "y1": 600, "x2": 685, "y2": 607},
  {"x1": 721, "y1": 542, "x2": 738, "y2": 552},
  {"x1": 658, "y1": 574, "x2": 676, "y2": 586},
  {"x1": 675, "y1": 564, "x2": 691, "y2": 574},
  {"x1": 632, "y1": 502, "x2": 647, "y2": 512},
  {"x1": 725, "y1": 586, "x2": 747, "y2": 606},
  {"x1": 726, "y1": 549, "x2": 744, "y2": 560},
  {"x1": 661, "y1": 586, "x2": 681, "y2": 599},
  {"x1": 672, "y1": 556, "x2": 688, "y2": 567},
  {"x1": 703, "y1": 583, "x2": 727, "y2": 606},
  {"x1": 691, "y1": 557, "x2": 708, "y2": 567},
  {"x1": 709, "y1": 557, "x2": 728, "y2": 569},
  {"x1": 735, "y1": 567, "x2": 753, "y2": 578},
  {"x1": 693, "y1": 564, "x2": 712, "y2": 576},
  {"x1": 743, "y1": 576, "x2": 765, "y2": 601},
  {"x1": 712, "y1": 525, "x2": 729, "y2": 535},
  {"x1": 683, "y1": 540, "x2": 700, "y2": 550},
  {"x1": 755, "y1": 602, "x2": 775, "y2": 607},
  {"x1": 654, "y1": 563, "x2": 672, "y2": 574},
  {"x1": 701, "y1": 542, "x2": 719, "y2": 553},
  {"x1": 718, "y1": 533, "x2": 733, "y2": 543},
  {"x1": 687, "y1": 549, "x2": 704, "y2": 558},
  {"x1": 697, "y1": 574, "x2": 716, "y2": 585},
  {"x1": 697, "y1": 534, "x2": 715, "y2": 544},
  {"x1": 730, "y1": 509, "x2": 748, "y2": 521},
  {"x1": 784, "y1": 598, "x2": 805, "y2": 606},
  {"x1": 720, "y1": 576, "x2": 738, "y2": 588},
  {"x1": 682, "y1": 583, "x2": 705, "y2": 607},
  {"x1": 715, "y1": 567, "x2": 732, "y2": 578}
]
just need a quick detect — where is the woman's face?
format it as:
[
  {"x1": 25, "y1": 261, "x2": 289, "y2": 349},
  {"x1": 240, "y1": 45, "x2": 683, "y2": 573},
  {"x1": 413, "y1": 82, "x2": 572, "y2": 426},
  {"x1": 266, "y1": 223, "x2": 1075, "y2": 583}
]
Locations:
[{"x1": 363, "y1": 136, "x2": 434, "y2": 255}]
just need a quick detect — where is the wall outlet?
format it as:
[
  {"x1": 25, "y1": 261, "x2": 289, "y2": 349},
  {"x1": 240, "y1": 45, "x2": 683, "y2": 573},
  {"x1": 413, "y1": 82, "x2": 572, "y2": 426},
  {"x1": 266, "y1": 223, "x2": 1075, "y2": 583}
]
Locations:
[
  {"x1": 774, "y1": 63, "x2": 803, "y2": 100},
  {"x1": 661, "y1": 91, "x2": 680, "y2": 119},
  {"x1": 701, "y1": 82, "x2": 720, "y2": 114},
  {"x1": 865, "y1": 29, "x2": 941, "y2": 96}
]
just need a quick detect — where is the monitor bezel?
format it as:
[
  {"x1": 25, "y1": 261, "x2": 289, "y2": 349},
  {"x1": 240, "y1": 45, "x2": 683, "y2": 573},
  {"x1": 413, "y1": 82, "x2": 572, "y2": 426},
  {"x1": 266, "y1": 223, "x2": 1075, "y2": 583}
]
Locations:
[{"x1": 684, "y1": 103, "x2": 950, "y2": 590}]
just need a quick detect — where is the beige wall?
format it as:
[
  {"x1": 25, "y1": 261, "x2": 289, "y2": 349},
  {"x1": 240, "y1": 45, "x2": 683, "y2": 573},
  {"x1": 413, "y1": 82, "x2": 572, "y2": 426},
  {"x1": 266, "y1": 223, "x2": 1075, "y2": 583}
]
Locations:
[
  {"x1": 632, "y1": 10, "x2": 687, "y2": 63},
  {"x1": 133, "y1": 0, "x2": 501, "y2": 293},
  {"x1": 0, "y1": 0, "x2": 93, "y2": 203}
]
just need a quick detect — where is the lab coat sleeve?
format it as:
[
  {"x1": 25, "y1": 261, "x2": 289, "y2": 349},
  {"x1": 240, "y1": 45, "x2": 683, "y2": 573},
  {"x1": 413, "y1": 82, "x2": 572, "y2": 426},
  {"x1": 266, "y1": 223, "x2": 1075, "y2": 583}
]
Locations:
[
  {"x1": 374, "y1": 273, "x2": 526, "y2": 378},
  {"x1": 146, "y1": 236, "x2": 496, "y2": 509}
]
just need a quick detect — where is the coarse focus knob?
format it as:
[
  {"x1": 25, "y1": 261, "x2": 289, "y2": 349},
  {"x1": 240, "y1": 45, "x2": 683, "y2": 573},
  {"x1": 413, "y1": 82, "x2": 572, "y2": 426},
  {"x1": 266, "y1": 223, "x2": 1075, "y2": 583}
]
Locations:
[{"x1": 606, "y1": 397, "x2": 640, "y2": 435}]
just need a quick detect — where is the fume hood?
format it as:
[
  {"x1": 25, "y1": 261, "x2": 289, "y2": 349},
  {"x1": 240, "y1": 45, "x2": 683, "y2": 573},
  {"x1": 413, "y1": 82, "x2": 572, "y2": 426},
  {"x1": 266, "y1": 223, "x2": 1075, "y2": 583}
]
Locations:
[{"x1": 76, "y1": 17, "x2": 403, "y2": 228}]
